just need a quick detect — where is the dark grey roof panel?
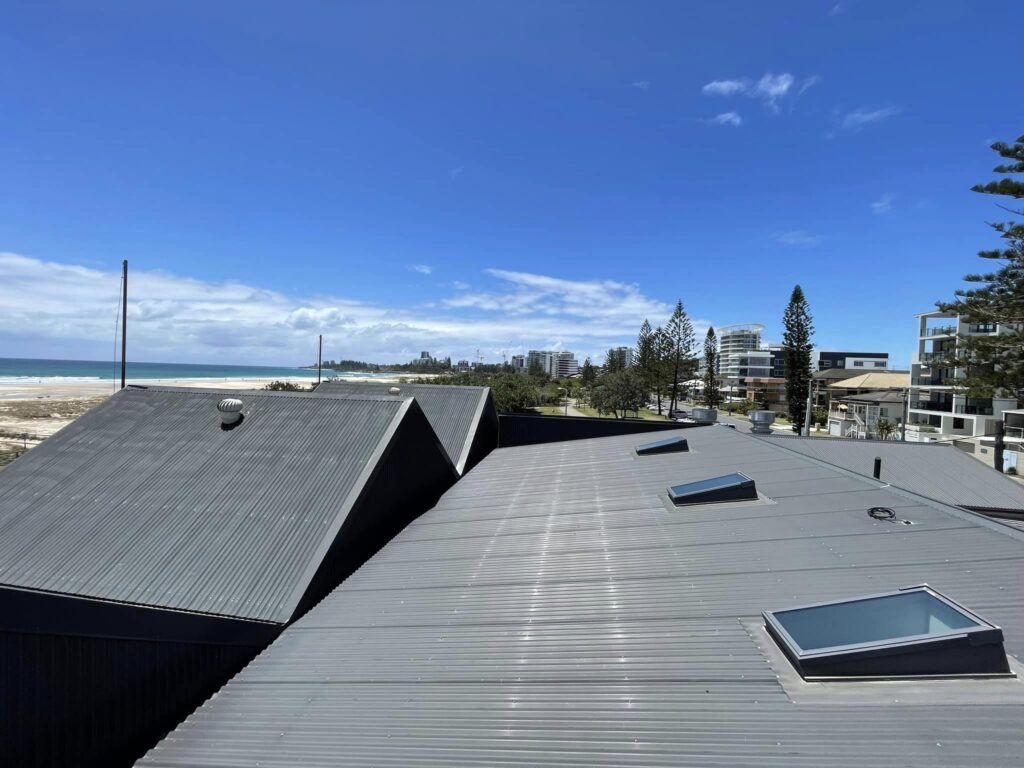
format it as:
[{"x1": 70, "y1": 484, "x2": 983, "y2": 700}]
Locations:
[
  {"x1": 757, "y1": 434, "x2": 1024, "y2": 512},
  {"x1": 315, "y1": 381, "x2": 493, "y2": 473},
  {"x1": 141, "y1": 427, "x2": 1024, "y2": 767},
  {"x1": 0, "y1": 386, "x2": 411, "y2": 622}
]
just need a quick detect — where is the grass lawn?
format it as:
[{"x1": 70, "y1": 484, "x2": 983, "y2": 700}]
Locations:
[
  {"x1": 575, "y1": 403, "x2": 670, "y2": 421},
  {"x1": 533, "y1": 405, "x2": 569, "y2": 416}
]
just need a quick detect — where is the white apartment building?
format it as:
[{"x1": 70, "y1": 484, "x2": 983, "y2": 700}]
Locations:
[
  {"x1": 718, "y1": 323, "x2": 764, "y2": 400},
  {"x1": 906, "y1": 310, "x2": 1018, "y2": 443},
  {"x1": 516, "y1": 350, "x2": 580, "y2": 377}
]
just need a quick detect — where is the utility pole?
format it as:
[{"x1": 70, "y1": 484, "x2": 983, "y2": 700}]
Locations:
[
  {"x1": 802, "y1": 380, "x2": 814, "y2": 436},
  {"x1": 900, "y1": 388, "x2": 908, "y2": 441},
  {"x1": 120, "y1": 259, "x2": 128, "y2": 389},
  {"x1": 317, "y1": 334, "x2": 323, "y2": 385}
]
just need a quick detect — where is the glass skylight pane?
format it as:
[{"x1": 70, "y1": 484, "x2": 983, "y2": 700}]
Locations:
[
  {"x1": 636, "y1": 436, "x2": 688, "y2": 455},
  {"x1": 669, "y1": 473, "x2": 747, "y2": 496},
  {"x1": 773, "y1": 590, "x2": 981, "y2": 652}
]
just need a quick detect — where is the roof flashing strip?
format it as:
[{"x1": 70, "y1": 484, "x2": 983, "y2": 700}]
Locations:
[
  {"x1": 636, "y1": 436, "x2": 689, "y2": 456},
  {"x1": 763, "y1": 585, "x2": 1013, "y2": 680},
  {"x1": 667, "y1": 472, "x2": 756, "y2": 506}
]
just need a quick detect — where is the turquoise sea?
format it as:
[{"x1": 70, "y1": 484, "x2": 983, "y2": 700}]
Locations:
[{"x1": 0, "y1": 357, "x2": 390, "y2": 383}]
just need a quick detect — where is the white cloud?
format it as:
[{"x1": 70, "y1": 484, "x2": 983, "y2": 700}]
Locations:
[
  {"x1": 0, "y1": 252, "x2": 685, "y2": 365},
  {"x1": 412, "y1": 264, "x2": 433, "y2": 275},
  {"x1": 773, "y1": 230, "x2": 825, "y2": 247},
  {"x1": 702, "y1": 79, "x2": 748, "y2": 96},
  {"x1": 830, "y1": 3, "x2": 846, "y2": 15},
  {"x1": 706, "y1": 111, "x2": 743, "y2": 127},
  {"x1": 870, "y1": 192, "x2": 894, "y2": 214},
  {"x1": 452, "y1": 281, "x2": 470, "y2": 290},
  {"x1": 632, "y1": 80, "x2": 651, "y2": 91},
  {"x1": 835, "y1": 106, "x2": 900, "y2": 131},
  {"x1": 702, "y1": 72, "x2": 816, "y2": 113}
]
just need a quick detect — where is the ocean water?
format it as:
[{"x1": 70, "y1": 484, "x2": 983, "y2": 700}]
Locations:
[{"x1": 0, "y1": 357, "x2": 389, "y2": 383}]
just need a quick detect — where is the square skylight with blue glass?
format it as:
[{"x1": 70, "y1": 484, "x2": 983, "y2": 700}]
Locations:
[{"x1": 763, "y1": 585, "x2": 1012, "y2": 680}]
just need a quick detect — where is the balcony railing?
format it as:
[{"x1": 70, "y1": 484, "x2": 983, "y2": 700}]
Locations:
[
  {"x1": 919, "y1": 351, "x2": 955, "y2": 364},
  {"x1": 955, "y1": 404, "x2": 994, "y2": 416},
  {"x1": 923, "y1": 325, "x2": 956, "y2": 337},
  {"x1": 912, "y1": 376, "x2": 956, "y2": 386},
  {"x1": 966, "y1": 323, "x2": 997, "y2": 334},
  {"x1": 910, "y1": 400, "x2": 953, "y2": 413}
]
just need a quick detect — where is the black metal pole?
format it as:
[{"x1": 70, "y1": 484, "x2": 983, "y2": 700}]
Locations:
[
  {"x1": 317, "y1": 334, "x2": 322, "y2": 385},
  {"x1": 120, "y1": 260, "x2": 128, "y2": 389}
]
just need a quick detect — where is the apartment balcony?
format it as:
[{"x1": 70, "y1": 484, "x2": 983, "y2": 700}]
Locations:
[
  {"x1": 918, "y1": 351, "x2": 955, "y2": 365},
  {"x1": 911, "y1": 376, "x2": 957, "y2": 387},
  {"x1": 964, "y1": 323, "x2": 998, "y2": 334},
  {"x1": 921, "y1": 325, "x2": 956, "y2": 338},
  {"x1": 909, "y1": 400, "x2": 954, "y2": 413},
  {"x1": 956, "y1": 402, "x2": 994, "y2": 416}
]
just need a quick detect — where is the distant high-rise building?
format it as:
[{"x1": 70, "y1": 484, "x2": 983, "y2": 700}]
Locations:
[
  {"x1": 606, "y1": 346, "x2": 634, "y2": 369},
  {"x1": 419, "y1": 351, "x2": 431, "y2": 359},
  {"x1": 717, "y1": 324, "x2": 763, "y2": 399},
  {"x1": 517, "y1": 350, "x2": 580, "y2": 377}
]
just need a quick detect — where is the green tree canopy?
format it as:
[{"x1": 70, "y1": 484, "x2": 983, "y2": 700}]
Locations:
[
  {"x1": 590, "y1": 368, "x2": 646, "y2": 419},
  {"x1": 936, "y1": 134, "x2": 1024, "y2": 401},
  {"x1": 702, "y1": 327, "x2": 721, "y2": 407},
  {"x1": 782, "y1": 284, "x2": 815, "y2": 431}
]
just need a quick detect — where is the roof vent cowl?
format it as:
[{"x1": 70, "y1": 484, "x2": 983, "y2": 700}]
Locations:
[
  {"x1": 388, "y1": 386, "x2": 401, "y2": 395},
  {"x1": 217, "y1": 398, "x2": 244, "y2": 426}
]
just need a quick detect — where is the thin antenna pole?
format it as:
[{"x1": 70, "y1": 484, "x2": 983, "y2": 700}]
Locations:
[
  {"x1": 120, "y1": 259, "x2": 128, "y2": 389},
  {"x1": 317, "y1": 334, "x2": 323, "y2": 384}
]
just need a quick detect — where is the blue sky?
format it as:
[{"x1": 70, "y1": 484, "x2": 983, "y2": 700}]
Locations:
[{"x1": 2, "y1": 0, "x2": 1021, "y2": 366}]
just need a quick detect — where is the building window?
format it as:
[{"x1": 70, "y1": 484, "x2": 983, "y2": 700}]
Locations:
[
  {"x1": 953, "y1": 418, "x2": 965, "y2": 429},
  {"x1": 874, "y1": 361, "x2": 885, "y2": 367}
]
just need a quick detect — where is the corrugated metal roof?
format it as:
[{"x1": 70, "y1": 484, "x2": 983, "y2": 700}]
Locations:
[
  {"x1": 755, "y1": 433, "x2": 1024, "y2": 512},
  {"x1": 315, "y1": 381, "x2": 490, "y2": 473},
  {"x1": 0, "y1": 386, "x2": 412, "y2": 623},
  {"x1": 140, "y1": 426, "x2": 1024, "y2": 767}
]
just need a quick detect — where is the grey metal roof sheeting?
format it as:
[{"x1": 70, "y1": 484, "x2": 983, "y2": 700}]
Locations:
[
  {"x1": 141, "y1": 426, "x2": 1024, "y2": 767},
  {"x1": 315, "y1": 381, "x2": 492, "y2": 473},
  {"x1": 755, "y1": 433, "x2": 1024, "y2": 512},
  {"x1": 0, "y1": 386, "x2": 418, "y2": 623}
]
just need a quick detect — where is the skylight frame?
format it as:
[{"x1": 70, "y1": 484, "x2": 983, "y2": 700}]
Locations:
[
  {"x1": 635, "y1": 436, "x2": 689, "y2": 456},
  {"x1": 763, "y1": 585, "x2": 1012, "y2": 681},
  {"x1": 666, "y1": 472, "x2": 757, "y2": 506}
]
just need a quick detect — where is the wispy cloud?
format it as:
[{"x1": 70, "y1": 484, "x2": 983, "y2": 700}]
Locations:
[
  {"x1": 704, "y1": 111, "x2": 743, "y2": 127},
  {"x1": 412, "y1": 264, "x2": 433, "y2": 275},
  {"x1": 631, "y1": 80, "x2": 651, "y2": 91},
  {"x1": 702, "y1": 79, "x2": 747, "y2": 97},
  {"x1": 452, "y1": 280, "x2": 469, "y2": 290},
  {"x1": 0, "y1": 253, "x2": 687, "y2": 365},
  {"x1": 701, "y1": 72, "x2": 819, "y2": 113},
  {"x1": 870, "y1": 192, "x2": 894, "y2": 214},
  {"x1": 773, "y1": 230, "x2": 825, "y2": 247},
  {"x1": 830, "y1": 3, "x2": 846, "y2": 15},
  {"x1": 835, "y1": 106, "x2": 900, "y2": 132},
  {"x1": 449, "y1": 166, "x2": 464, "y2": 179}
]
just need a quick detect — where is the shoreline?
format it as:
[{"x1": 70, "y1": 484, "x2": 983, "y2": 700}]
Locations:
[{"x1": 0, "y1": 373, "x2": 435, "y2": 401}]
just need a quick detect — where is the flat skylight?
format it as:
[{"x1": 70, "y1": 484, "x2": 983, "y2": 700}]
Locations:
[
  {"x1": 635, "y1": 436, "x2": 689, "y2": 456},
  {"x1": 667, "y1": 472, "x2": 756, "y2": 506},
  {"x1": 764, "y1": 585, "x2": 1012, "y2": 680}
]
